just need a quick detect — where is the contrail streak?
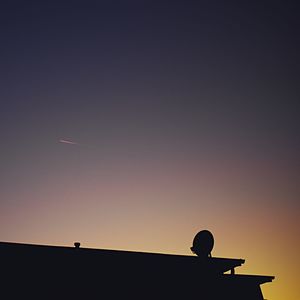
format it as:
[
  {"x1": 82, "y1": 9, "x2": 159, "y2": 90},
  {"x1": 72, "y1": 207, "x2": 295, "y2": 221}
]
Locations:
[{"x1": 59, "y1": 139, "x2": 79, "y2": 145}]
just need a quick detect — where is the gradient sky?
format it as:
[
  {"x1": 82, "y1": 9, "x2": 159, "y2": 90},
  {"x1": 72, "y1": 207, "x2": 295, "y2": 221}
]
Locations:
[{"x1": 1, "y1": 1, "x2": 299, "y2": 299}]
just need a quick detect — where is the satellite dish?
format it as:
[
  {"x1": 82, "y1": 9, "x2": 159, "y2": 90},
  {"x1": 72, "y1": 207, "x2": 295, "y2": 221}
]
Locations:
[{"x1": 191, "y1": 230, "x2": 214, "y2": 257}]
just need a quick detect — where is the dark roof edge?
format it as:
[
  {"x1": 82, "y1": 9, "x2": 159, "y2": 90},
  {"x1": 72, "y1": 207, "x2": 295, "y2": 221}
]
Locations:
[
  {"x1": 0, "y1": 241, "x2": 244, "y2": 261},
  {"x1": 224, "y1": 274, "x2": 275, "y2": 284}
]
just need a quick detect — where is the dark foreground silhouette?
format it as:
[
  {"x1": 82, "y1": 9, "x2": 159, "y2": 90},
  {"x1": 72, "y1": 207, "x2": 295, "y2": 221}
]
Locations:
[{"x1": 0, "y1": 239, "x2": 274, "y2": 299}]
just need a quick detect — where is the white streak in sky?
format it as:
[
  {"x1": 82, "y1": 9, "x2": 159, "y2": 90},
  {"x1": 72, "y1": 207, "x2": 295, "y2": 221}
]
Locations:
[{"x1": 59, "y1": 139, "x2": 79, "y2": 145}]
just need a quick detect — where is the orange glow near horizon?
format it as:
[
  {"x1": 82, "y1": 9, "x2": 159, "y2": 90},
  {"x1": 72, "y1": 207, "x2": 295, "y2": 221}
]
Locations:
[{"x1": 1, "y1": 155, "x2": 298, "y2": 300}]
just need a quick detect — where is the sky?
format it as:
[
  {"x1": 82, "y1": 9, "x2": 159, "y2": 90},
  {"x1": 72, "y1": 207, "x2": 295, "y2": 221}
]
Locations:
[{"x1": 0, "y1": 1, "x2": 299, "y2": 299}]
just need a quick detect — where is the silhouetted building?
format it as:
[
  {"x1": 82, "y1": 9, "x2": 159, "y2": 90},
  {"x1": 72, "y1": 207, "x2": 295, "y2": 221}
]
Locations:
[{"x1": 0, "y1": 240, "x2": 273, "y2": 299}]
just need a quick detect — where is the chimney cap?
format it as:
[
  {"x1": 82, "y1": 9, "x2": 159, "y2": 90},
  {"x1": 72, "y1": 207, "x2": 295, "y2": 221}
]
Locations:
[{"x1": 74, "y1": 242, "x2": 81, "y2": 248}]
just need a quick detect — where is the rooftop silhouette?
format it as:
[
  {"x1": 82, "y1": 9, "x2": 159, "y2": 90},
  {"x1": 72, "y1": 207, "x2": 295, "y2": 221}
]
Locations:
[{"x1": 0, "y1": 230, "x2": 274, "y2": 299}]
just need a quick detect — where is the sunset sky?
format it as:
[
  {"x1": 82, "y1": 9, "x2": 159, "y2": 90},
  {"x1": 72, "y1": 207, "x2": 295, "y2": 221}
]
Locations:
[{"x1": 0, "y1": 1, "x2": 299, "y2": 299}]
